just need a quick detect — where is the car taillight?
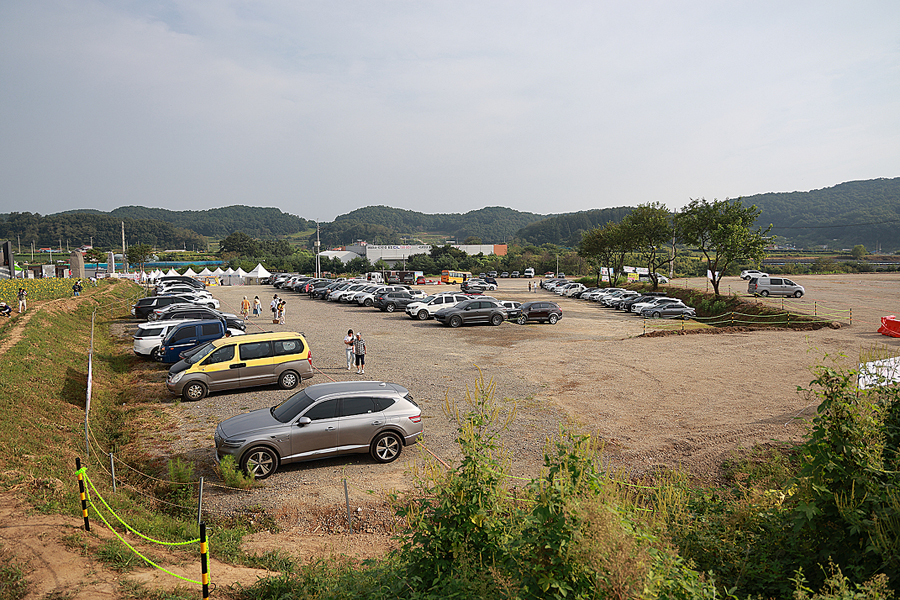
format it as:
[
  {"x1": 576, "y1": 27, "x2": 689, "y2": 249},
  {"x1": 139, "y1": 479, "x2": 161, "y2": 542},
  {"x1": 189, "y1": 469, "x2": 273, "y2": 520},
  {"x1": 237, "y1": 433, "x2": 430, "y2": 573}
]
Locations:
[{"x1": 408, "y1": 415, "x2": 421, "y2": 423}]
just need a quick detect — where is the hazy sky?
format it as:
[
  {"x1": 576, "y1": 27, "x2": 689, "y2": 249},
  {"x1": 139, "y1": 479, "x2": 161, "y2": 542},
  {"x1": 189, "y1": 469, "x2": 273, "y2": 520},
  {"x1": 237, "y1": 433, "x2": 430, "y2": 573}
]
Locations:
[{"x1": 1, "y1": 1, "x2": 898, "y2": 222}]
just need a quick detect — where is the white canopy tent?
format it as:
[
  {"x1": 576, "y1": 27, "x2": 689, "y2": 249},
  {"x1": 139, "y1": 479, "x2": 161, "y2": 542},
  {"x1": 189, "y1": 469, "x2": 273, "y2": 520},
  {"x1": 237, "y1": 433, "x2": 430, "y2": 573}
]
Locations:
[
  {"x1": 182, "y1": 267, "x2": 198, "y2": 277},
  {"x1": 212, "y1": 267, "x2": 225, "y2": 275},
  {"x1": 222, "y1": 267, "x2": 247, "y2": 286},
  {"x1": 165, "y1": 268, "x2": 179, "y2": 277},
  {"x1": 244, "y1": 263, "x2": 272, "y2": 285},
  {"x1": 198, "y1": 267, "x2": 213, "y2": 276}
]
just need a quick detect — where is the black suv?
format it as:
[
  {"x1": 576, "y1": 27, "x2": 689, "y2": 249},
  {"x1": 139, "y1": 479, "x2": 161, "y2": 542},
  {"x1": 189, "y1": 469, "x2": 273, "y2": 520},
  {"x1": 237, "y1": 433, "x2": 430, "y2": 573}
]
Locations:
[
  {"x1": 516, "y1": 301, "x2": 562, "y2": 325},
  {"x1": 132, "y1": 295, "x2": 196, "y2": 319},
  {"x1": 152, "y1": 306, "x2": 246, "y2": 331}
]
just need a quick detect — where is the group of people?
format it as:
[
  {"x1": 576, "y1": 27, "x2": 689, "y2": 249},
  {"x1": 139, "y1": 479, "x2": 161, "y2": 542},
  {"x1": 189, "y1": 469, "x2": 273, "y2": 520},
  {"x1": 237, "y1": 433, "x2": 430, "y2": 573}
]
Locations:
[
  {"x1": 72, "y1": 280, "x2": 83, "y2": 296},
  {"x1": 240, "y1": 295, "x2": 263, "y2": 318},
  {"x1": 1, "y1": 288, "x2": 27, "y2": 318},
  {"x1": 270, "y1": 295, "x2": 286, "y2": 324},
  {"x1": 343, "y1": 329, "x2": 367, "y2": 374}
]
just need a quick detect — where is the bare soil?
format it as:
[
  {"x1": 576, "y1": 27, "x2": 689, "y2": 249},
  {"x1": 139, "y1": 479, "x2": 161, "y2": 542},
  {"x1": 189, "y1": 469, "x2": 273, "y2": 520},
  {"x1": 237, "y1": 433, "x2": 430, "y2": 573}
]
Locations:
[{"x1": 5, "y1": 272, "x2": 899, "y2": 597}]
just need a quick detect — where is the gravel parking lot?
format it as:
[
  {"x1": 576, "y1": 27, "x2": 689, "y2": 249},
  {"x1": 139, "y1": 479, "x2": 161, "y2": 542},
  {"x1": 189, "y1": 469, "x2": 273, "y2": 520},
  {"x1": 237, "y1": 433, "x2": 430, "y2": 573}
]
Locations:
[{"x1": 142, "y1": 273, "x2": 900, "y2": 547}]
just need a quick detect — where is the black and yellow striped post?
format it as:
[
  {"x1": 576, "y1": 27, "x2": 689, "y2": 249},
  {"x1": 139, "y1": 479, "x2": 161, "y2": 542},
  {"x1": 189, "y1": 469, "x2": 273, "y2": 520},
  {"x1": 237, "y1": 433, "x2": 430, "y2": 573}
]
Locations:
[
  {"x1": 200, "y1": 522, "x2": 209, "y2": 599},
  {"x1": 75, "y1": 458, "x2": 90, "y2": 532}
]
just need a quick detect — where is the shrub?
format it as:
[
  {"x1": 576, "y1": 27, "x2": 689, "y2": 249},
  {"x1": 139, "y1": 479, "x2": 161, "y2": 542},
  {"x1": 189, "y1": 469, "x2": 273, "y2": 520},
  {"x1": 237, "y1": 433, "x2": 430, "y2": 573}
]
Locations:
[{"x1": 216, "y1": 454, "x2": 256, "y2": 490}]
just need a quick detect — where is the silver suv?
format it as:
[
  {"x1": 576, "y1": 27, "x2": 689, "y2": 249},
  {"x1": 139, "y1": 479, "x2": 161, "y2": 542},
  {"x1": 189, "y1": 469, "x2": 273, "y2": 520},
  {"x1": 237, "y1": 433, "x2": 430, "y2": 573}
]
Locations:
[
  {"x1": 748, "y1": 276, "x2": 805, "y2": 298},
  {"x1": 215, "y1": 381, "x2": 423, "y2": 479}
]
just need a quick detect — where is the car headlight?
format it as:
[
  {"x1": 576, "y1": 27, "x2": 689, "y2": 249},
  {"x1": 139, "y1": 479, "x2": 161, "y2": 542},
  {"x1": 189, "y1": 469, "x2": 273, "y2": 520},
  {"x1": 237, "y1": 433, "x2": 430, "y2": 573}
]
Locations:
[
  {"x1": 222, "y1": 439, "x2": 245, "y2": 448},
  {"x1": 169, "y1": 371, "x2": 184, "y2": 384}
]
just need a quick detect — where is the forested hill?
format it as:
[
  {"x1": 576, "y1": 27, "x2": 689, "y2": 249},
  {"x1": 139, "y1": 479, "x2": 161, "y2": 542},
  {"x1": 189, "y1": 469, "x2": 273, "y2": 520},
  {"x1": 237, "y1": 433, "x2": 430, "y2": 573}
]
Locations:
[
  {"x1": 746, "y1": 177, "x2": 900, "y2": 250},
  {"x1": 515, "y1": 207, "x2": 635, "y2": 247},
  {"x1": 0, "y1": 212, "x2": 206, "y2": 250},
  {"x1": 57, "y1": 205, "x2": 309, "y2": 238},
  {"x1": 333, "y1": 206, "x2": 546, "y2": 243}
]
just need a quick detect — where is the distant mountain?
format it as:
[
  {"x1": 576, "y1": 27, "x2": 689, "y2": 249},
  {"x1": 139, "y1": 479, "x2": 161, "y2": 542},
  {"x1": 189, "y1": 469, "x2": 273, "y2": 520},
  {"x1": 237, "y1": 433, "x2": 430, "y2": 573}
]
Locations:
[
  {"x1": 746, "y1": 178, "x2": 900, "y2": 251},
  {"x1": 514, "y1": 207, "x2": 635, "y2": 247},
  {"x1": 57, "y1": 205, "x2": 310, "y2": 239},
  {"x1": 330, "y1": 205, "x2": 546, "y2": 244}
]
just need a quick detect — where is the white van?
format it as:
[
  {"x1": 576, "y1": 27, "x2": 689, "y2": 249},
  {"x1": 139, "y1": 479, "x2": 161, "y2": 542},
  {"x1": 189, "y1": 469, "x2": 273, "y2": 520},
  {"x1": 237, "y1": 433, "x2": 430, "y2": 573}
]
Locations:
[
  {"x1": 523, "y1": 268, "x2": 535, "y2": 278},
  {"x1": 365, "y1": 272, "x2": 384, "y2": 284}
]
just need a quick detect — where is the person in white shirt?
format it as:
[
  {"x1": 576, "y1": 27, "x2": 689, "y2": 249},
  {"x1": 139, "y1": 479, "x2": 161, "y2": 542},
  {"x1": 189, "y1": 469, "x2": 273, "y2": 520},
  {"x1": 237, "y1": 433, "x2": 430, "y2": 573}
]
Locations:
[{"x1": 343, "y1": 329, "x2": 354, "y2": 370}]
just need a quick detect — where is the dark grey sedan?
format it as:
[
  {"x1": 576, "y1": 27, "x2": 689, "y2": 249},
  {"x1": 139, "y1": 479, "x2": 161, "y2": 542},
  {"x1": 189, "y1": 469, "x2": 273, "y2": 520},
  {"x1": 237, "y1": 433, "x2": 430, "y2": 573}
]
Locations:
[{"x1": 214, "y1": 381, "x2": 423, "y2": 479}]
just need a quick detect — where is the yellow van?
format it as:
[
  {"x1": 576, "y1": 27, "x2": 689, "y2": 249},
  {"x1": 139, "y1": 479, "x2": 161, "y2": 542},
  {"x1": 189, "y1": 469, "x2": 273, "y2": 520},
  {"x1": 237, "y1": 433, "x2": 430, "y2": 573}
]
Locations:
[{"x1": 166, "y1": 331, "x2": 313, "y2": 401}]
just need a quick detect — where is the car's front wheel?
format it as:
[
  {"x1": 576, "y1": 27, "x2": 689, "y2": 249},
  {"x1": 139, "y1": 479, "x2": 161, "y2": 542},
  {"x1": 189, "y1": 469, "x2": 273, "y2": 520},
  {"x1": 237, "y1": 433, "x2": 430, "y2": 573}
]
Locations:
[
  {"x1": 241, "y1": 446, "x2": 279, "y2": 479},
  {"x1": 490, "y1": 314, "x2": 503, "y2": 326},
  {"x1": 371, "y1": 432, "x2": 402, "y2": 463},
  {"x1": 279, "y1": 370, "x2": 300, "y2": 390},
  {"x1": 652, "y1": 311, "x2": 661, "y2": 318},
  {"x1": 449, "y1": 315, "x2": 462, "y2": 328},
  {"x1": 517, "y1": 315, "x2": 527, "y2": 325},
  {"x1": 548, "y1": 314, "x2": 559, "y2": 325},
  {"x1": 182, "y1": 381, "x2": 207, "y2": 402},
  {"x1": 364, "y1": 298, "x2": 374, "y2": 307},
  {"x1": 417, "y1": 310, "x2": 429, "y2": 320},
  {"x1": 794, "y1": 291, "x2": 803, "y2": 298}
]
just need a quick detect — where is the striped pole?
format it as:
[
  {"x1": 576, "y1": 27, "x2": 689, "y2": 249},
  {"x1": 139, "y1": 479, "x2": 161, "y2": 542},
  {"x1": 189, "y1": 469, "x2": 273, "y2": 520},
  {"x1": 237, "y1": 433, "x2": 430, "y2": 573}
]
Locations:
[
  {"x1": 75, "y1": 458, "x2": 90, "y2": 531},
  {"x1": 200, "y1": 522, "x2": 210, "y2": 599}
]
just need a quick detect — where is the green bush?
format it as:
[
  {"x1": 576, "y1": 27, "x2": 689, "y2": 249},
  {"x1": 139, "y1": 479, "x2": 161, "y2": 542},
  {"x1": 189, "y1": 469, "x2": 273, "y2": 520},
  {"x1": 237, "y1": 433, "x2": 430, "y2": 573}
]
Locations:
[{"x1": 216, "y1": 454, "x2": 256, "y2": 489}]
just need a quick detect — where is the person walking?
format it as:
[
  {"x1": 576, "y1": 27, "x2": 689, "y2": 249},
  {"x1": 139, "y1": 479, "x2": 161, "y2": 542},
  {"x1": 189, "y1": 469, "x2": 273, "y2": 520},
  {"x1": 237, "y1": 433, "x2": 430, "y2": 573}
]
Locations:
[
  {"x1": 17, "y1": 287, "x2": 27, "y2": 313},
  {"x1": 343, "y1": 329, "x2": 355, "y2": 370},
  {"x1": 240, "y1": 296, "x2": 251, "y2": 318},
  {"x1": 270, "y1": 294, "x2": 280, "y2": 321},
  {"x1": 353, "y1": 332, "x2": 367, "y2": 374},
  {"x1": 252, "y1": 296, "x2": 262, "y2": 317},
  {"x1": 528, "y1": 281, "x2": 532, "y2": 293}
]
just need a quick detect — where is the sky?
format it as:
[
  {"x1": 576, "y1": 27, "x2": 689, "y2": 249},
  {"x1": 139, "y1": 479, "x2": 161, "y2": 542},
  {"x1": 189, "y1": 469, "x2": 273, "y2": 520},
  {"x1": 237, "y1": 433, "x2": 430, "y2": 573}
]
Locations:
[{"x1": 1, "y1": 1, "x2": 898, "y2": 222}]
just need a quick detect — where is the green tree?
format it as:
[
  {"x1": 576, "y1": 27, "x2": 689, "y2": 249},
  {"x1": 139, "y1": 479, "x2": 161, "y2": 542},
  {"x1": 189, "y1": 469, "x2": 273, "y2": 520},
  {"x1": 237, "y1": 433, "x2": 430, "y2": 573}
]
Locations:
[
  {"x1": 676, "y1": 198, "x2": 771, "y2": 297},
  {"x1": 219, "y1": 231, "x2": 259, "y2": 256},
  {"x1": 125, "y1": 243, "x2": 154, "y2": 273},
  {"x1": 622, "y1": 202, "x2": 674, "y2": 290},
  {"x1": 851, "y1": 244, "x2": 867, "y2": 260},
  {"x1": 577, "y1": 222, "x2": 631, "y2": 286},
  {"x1": 84, "y1": 248, "x2": 105, "y2": 264}
]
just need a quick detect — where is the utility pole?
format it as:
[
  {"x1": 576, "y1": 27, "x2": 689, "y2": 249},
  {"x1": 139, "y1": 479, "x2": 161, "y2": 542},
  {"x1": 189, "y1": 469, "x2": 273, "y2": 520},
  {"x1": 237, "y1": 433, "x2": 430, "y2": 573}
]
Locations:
[{"x1": 315, "y1": 221, "x2": 321, "y2": 278}]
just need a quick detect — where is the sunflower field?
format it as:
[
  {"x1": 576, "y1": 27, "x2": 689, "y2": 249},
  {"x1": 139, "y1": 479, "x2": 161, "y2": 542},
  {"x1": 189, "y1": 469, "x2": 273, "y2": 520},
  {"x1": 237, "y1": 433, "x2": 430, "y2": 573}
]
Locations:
[{"x1": 0, "y1": 278, "x2": 80, "y2": 307}]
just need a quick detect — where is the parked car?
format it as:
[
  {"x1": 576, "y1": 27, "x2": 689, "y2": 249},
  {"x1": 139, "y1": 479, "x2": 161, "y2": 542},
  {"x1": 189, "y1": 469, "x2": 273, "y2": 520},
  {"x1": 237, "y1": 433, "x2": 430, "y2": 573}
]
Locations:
[
  {"x1": 153, "y1": 320, "x2": 232, "y2": 364},
  {"x1": 149, "y1": 305, "x2": 245, "y2": 331},
  {"x1": 516, "y1": 301, "x2": 563, "y2": 325},
  {"x1": 748, "y1": 277, "x2": 805, "y2": 298},
  {"x1": 498, "y1": 300, "x2": 522, "y2": 320},
  {"x1": 166, "y1": 331, "x2": 314, "y2": 401},
  {"x1": 461, "y1": 279, "x2": 497, "y2": 292},
  {"x1": 405, "y1": 293, "x2": 471, "y2": 320},
  {"x1": 741, "y1": 269, "x2": 769, "y2": 280},
  {"x1": 214, "y1": 381, "x2": 423, "y2": 478},
  {"x1": 160, "y1": 290, "x2": 220, "y2": 309},
  {"x1": 355, "y1": 285, "x2": 410, "y2": 307},
  {"x1": 500, "y1": 272, "x2": 509, "y2": 278},
  {"x1": 563, "y1": 283, "x2": 587, "y2": 297},
  {"x1": 487, "y1": 271, "x2": 498, "y2": 278},
  {"x1": 511, "y1": 271, "x2": 520, "y2": 278},
  {"x1": 630, "y1": 297, "x2": 681, "y2": 314},
  {"x1": 157, "y1": 276, "x2": 205, "y2": 290},
  {"x1": 132, "y1": 295, "x2": 198, "y2": 319},
  {"x1": 374, "y1": 290, "x2": 421, "y2": 313},
  {"x1": 619, "y1": 293, "x2": 667, "y2": 312},
  {"x1": 434, "y1": 299, "x2": 507, "y2": 327},
  {"x1": 639, "y1": 301, "x2": 696, "y2": 319}
]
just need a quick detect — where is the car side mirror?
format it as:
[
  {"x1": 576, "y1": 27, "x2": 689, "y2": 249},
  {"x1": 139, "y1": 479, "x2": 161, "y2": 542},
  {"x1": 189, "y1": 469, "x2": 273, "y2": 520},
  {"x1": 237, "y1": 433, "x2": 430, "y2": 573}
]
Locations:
[{"x1": 297, "y1": 417, "x2": 311, "y2": 426}]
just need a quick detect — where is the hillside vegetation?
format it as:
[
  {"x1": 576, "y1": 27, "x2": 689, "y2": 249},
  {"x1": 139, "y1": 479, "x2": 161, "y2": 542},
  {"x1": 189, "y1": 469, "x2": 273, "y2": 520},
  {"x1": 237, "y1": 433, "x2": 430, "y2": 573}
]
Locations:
[{"x1": 748, "y1": 177, "x2": 900, "y2": 250}]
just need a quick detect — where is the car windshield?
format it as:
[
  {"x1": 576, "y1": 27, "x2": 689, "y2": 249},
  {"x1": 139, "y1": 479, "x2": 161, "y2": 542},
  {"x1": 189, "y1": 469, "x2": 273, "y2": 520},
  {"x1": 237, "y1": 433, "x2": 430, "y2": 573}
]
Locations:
[
  {"x1": 185, "y1": 342, "x2": 216, "y2": 365},
  {"x1": 271, "y1": 389, "x2": 315, "y2": 423},
  {"x1": 420, "y1": 295, "x2": 437, "y2": 303}
]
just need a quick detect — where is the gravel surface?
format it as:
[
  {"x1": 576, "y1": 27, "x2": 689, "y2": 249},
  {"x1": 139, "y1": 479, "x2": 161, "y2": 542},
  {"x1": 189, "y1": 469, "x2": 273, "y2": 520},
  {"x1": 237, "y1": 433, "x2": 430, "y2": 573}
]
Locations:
[{"x1": 122, "y1": 273, "x2": 900, "y2": 553}]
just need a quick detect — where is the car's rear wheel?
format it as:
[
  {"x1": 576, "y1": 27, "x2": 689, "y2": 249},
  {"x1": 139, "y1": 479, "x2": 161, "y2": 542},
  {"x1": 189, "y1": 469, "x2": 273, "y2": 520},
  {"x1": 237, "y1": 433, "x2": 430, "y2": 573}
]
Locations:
[
  {"x1": 548, "y1": 314, "x2": 559, "y2": 325},
  {"x1": 182, "y1": 381, "x2": 207, "y2": 402},
  {"x1": 417, "y1": 310, "x2": 429, "y2": 320},
  {"x1": 371, "y1": 432, "x2": 402, "y2": 463},
  {"x1": 279, "y1": 370, "x2": 300, "y2": 390},
  {"x1": 794, "y1": 291, "x2": 803, "y2": 298},
  {"x1": 385, "y1": 303, "x2": 396, "y2": 313},
  {"x1": 241, "y1": 446, "x2": 279, "y2": 479},
  {"x1": 490, "y1": 314, "x2": 503, "y2": 326},
  {"x1": 760, "y1": 290, "x2": 769, "y2": 297},
  {"x1": 517, "y1": 315, "x2": 527, "y2": 325},
  {"x1": 652, "y1": 311, "x2": 661, "y2": 318},
  {"x1": 449, "y1": 315, "x2": 462, "y2": 328}
]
